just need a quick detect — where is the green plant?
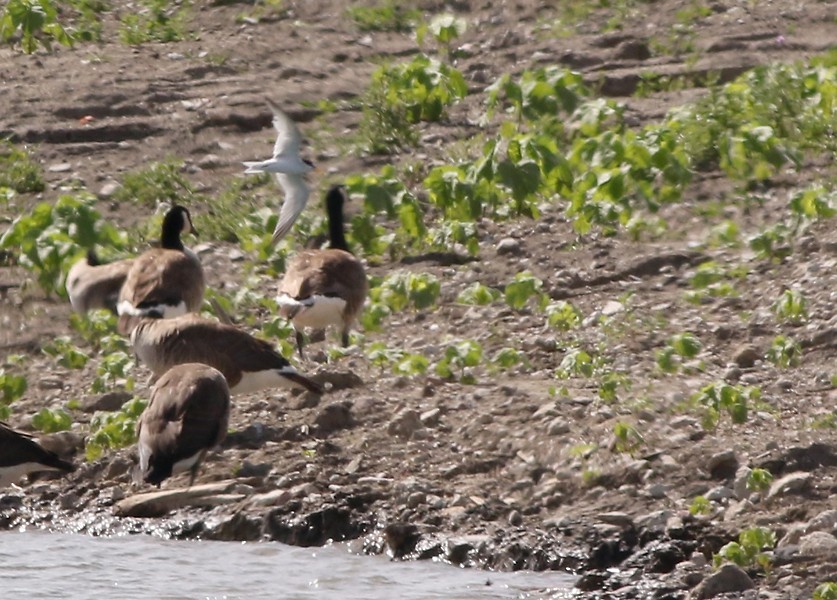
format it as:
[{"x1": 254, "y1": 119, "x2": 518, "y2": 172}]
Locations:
[
  {"x1": 85, "y1": 397, "x2": 147, "y2": 460},
  {"x1": 0, "y1": 0, "x2": 74, "y2": 53},
  {"x1": 91, "y1": 350, "x2": 135, "y2": 393},
  {"x1": 504, "y1": 271, "x2": 547, "y2": 310},
  {"x1": 435, "y1": 339, "x2": 483, "y2": 383},
  {"x1": 359, "y1": 54, "x2": 467, "y2": 153},
  {"x1": 370, "y1": 272, "x2": 441, "y2": 312},
  {"x1": 457, "y1": 282, "x2": 501, "y2": 305},
  {"x1": 347, "y1": 1, "x2": 419, "y2": 32},
  {"x1": 417, "y1": 13, "x2": 466, "y2": 57},
  {"x1": 689, "y1": 495, "x2": 711, "y2": 516},
  {"x1": 0, "y1": 140, "x2": 44, "y2": 193},
  {"x1": 0, "y1": 370, "x2": 27, "y2": 418},
  {"x1": 119, "y1": 0, "x2": 191, "y2": 45},
  {"x1": 749, "y1": 223, "x2": 793, "y2": 262},
  {"x1": 713, "y1": 527, "x2": 776, "y2": 571},
  {"x1": 814, "y1": 582, "x2": 837, "y2": 600},
  {"x1": 113, "y1": 160, "x2": 201, "y2": 208},
  {"x1": 746, "y1": 468, "x2": 774, "y2": 492},
  {"x1": 612, "y1": 421, "x2": 643, "y2": 454},
  {"x1": 0, "y1": 193, "x2": 127, "y2": 297},
  {"x1": 32, "y1": 407, "x2": 72, "y2": 433},
  {"x1": 545, "y1": 301, "x2": 582, "y2": 331},
  {"x1": 765, "y1": 335, "x2": 802, "y2": 368},
  {"x1": 657, "y1": 332, "x2": 702, "y2": 373},
  {"x1": 690, "y1": 382, "x2": 759, "y2": 429},
  {"x1": 773, "y1": 289, "x2": 808, "y2": 324},
  {"x1": 392, "y1": 352, "x2": 430, "y2": 376},
  {"x1": 42, "y1": 336, "x2": 90, "y2": 369},
  {"x1": 490, "y1": 347, "x2": 529, "y2": 372}
]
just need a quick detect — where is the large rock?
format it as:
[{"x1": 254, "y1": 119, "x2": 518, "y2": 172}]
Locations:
[
  {"x1": 798, "y1": 531, "x2": 837, "y2": 557},
  {"x1": 767, "y1": 472, "x2": 811, "y2": 499},
  {"x1": 707, "y1": 450, "x2": 739, "y2": 480},
  {"x1": 690, "y1": 563, "x2": 754, "y2": 599}
]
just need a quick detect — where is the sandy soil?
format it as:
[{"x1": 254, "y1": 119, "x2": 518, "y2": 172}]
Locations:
[{"x1": 1, "y1": 1, "x2": 836, "y2": 598}]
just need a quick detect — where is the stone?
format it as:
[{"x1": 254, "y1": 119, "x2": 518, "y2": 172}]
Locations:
[
  {"x1": 38, "y1": 431, "x2": 84, "y2": 457},
  {"x1": 614, "y1": 39, "x2": 651, "y2": 60},
  {"x1": 732, "y1": 344, "x2": 760, "y2": 368},
  {"x1": 419, "y1": 408, "x2": 441, "y2": 427},
  {"x1": 705, "y1": 485, "x2": 734, "y2": 502},
  {"x1": 387, "y1": 409, "x2": 423, "y2": 439},
  {"x1": 798, "y1": 531, "x2": 837, "y2": 556},
  {"x1": 767, "y1": 472, "x2": 811, "y2": 499},
  {"x1": 732, "y1": 466, "x2": 752, "y2": 499},
  {"x1": 237, "y1": 461, "x2": 271, "y2": 478},
  {"x1": 597, "y1": 512, "x2": 634, "y2": 529},
  {"x1": 496, "y1": 238, "x2": 522, "y2": 255},
  {"x1": 707, "y1": 450, "x2": 739, "y2": 480},
  {"x1": 805, "y1": 509, "x2": 837, "y2": 534},
  {"x1": 249, "y1": 489, "x2": 291, "y2": 507},
  {"x1": 48, "y1": 162, "x2": 72, "y2": 173},
  {"x1": 508, "y1": 510, "x2": 523, "y2": 526},
  {"x1": 778, "y1": 523, "x2": 806, "y2": 547},
  {"x1": 314, "y1": 402, "x2": 354, "y2": 435},
  {"x1": 690, "y1": 563, "x2": 754, "y2": 599},
  {"x1": 547, "y1": 417, "x2": 570, "y2": 435},
  {"x1": 601, "y1": 300, "x2": 624, "y2": 316},
  {"x1": 198, "y1": 154, "x2": 222, "y2": 169},
  {"x1": 97, "y1": 181, "x2": 121, "y2": 199},
  {"x1": 83, "y1": 390, "x2": 133, "y2": 413}
]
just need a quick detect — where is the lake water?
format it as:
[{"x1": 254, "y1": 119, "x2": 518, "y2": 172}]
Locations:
[{"x1": 0, "y1": 531, "x2": 575, "y2": 599}]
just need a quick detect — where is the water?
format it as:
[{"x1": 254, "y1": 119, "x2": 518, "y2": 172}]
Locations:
[{"x1": 0, "y1": 531, "x2": 575, "y2": 599}]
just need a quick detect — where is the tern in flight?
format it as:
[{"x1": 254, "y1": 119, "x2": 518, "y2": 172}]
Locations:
[{"x1": 243, "y1": 99, "x2": 315, "y2": 246}]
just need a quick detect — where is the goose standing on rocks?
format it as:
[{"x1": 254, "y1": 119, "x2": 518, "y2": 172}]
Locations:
[
  {"x1": 66, "y1": 250, "x2": 134, "y2": 314},
  {"x1": 242, "y1": 99, "x2": 314, "y2": 246},
  {"x1": 117, "y1": 205, "x2": 204, "y2": 336},
  {"x1": 131, "y1": 314, "x2": 323, "y2": 396},
  {"x1": 0, "y1": 422, "x2": 76, "y2": 488},
  {"x1": 276, "y1": 185, "x2": 368, "y2": 358},
  {"x1": 136, "y1": 363, "x2": 230, "y2": 487}
]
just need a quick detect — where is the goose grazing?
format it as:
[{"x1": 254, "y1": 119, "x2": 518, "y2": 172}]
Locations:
[
  {"x1": 136, "y1": 363, "x2": 230, "y2": 487},
  {"x1": 242, "y1": 98, "x2": 314, "y2": 246},
  {"x1": 117, "y1": 205, "x2": 204, "y2": 336},
  {"x1": 276, "y1": 185, "x2": 368, "y2": 358},
  {"x1": 0, "y1": 421, "x2": 76, "y2": 488},
  {"x1": 131, "y1": 314, "x2": 323, "y2": 396},
  {"x1": 66, "y1": 250, "x2": 134, "y2": 314}
]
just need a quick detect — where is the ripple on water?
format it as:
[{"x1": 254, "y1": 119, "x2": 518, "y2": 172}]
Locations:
[{"x1": 0, "y1": 531, "x2": 575, "y2": 599}]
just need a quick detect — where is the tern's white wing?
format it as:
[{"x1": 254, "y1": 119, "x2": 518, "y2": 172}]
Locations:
[
  {"x1": 271, "y1": 173, "x2": 310, "y2": 246},
  {"x1": 266, "y1": 98, "x2": 303, "y2": 159}
]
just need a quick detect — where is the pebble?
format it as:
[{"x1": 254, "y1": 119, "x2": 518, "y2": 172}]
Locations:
[
  {"x1": 83, "y1": 390, "x2": 132, "y2": 413},
  {"x1": 601, "y1": 300, "x2": 624, "y2": 316},
  {"x1": 387, "y1": 409, "x2": 423, "y2": 439},
  {"x1": 767, "y1": 472, "x2": 811, "y2": 499},
  {"x1": 314, "y1": 402, "x2": 354, "y2": 434},
  {"x1": 708, "y1": 450, "x2": 739, "y2": 479},
  {"x1": 705, "y1": 486, "x2": 734, "y2": 502},
  {"x1": 732, "y1": 344, "x2": 760, "y2": 368},
  {"x1": 547, "y1": 417, "x2": 570, "y2": 435},
  {"x1": 419, "y1": 408, "x2": 441, "y2": 427},
  {"x1": 496, "y1": 238, "x2": 522, "y2": 255},
  {"x1": 597, "y1": 511, "x2": 634, "y2": 529},
  {"x1": 97, "y1": 181, "x2": 121, "y2": 199},
  {"x1": 249, "y1": 489, "x2": 291, "y2": 507},
  {"x1": 691, "y1": 563, "x2": 754, "y2": 599},
  {"x1": 48, "y1": 163, "x2": 72, "y2": 173}
]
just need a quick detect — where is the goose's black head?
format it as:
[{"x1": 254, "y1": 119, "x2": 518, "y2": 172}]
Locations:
[
  {"x1": 325, "y1": 185, "x2": 349, "y2": 252},
  {"x1": 161, "y1": 206, "x2": 197, "y2": 250}
]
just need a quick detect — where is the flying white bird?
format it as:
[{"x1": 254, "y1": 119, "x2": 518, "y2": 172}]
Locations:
[{"x1": 243, "y1": 99, "x2": 315, "y2": 246}]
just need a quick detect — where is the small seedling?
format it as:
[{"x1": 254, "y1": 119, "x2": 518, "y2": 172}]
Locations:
[
  {"x1": 773, "y1": 289, "x2": 808, "y2": 324},
  {"x1": 690, "y1": 382, "x2": 759, "y2": 429},
  {"x1": 814, "y1": 582, "x2": 837, "y2": 600},
  {"x1": 612, "y1": 421, "x2": 643, "y2": 455},
  {"x1": 504, "y1": 271, "x2": 546, "y2": 310},
  {"x1": 746, "y1": 468, "x2": 774, "y2": 492},
  {"x1": 689, "y1": 495, "x2": 711, "y2": 516},
  {"x1": 457, "y1": 282, "x2": 501, "y2": 306},
  {"x1": 545, "y1": 301, "x2": 582, "y2": 331},
  {"x1": 42, "y1": 336, "x2": 90, "y2": 369},
  {"x1": 85, "y1": 397, "x2": 147, "y2": 460},
  {"x1": 32, "y1": 407, "x2": 72, "y2": 433},
  {"x1": 435, "y1": 339, "x2": 483, "y2": 383},
  {"x1": 765, "y1": 335, "x2": 801, "y2": 368},
  {"x1": 713, "y1": 527, "x2": 775, "y2": 572}
]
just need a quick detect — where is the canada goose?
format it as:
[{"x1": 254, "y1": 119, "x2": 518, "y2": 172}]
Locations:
[
  {"x1": 130, "y1": 314, "x2": 323, "y2": 396},
  {"x1": 66, "y1": 250, "x2": 134, "y2": 314},
  {"x1": 276, "y1": 185, "x2": 368, "y2": 358},
  {"x1": 117, "y1": 205, "x2": 204, "y2": 335},
  {"x1": 136, "y1": 363, "x2": 230, "y2": 487},
  {"x1": 0, "y1": 421, "x2": 76, "y2": 488},
  {"x1": 242, "y1": 99, "x2": 314, "y2": 246}
]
